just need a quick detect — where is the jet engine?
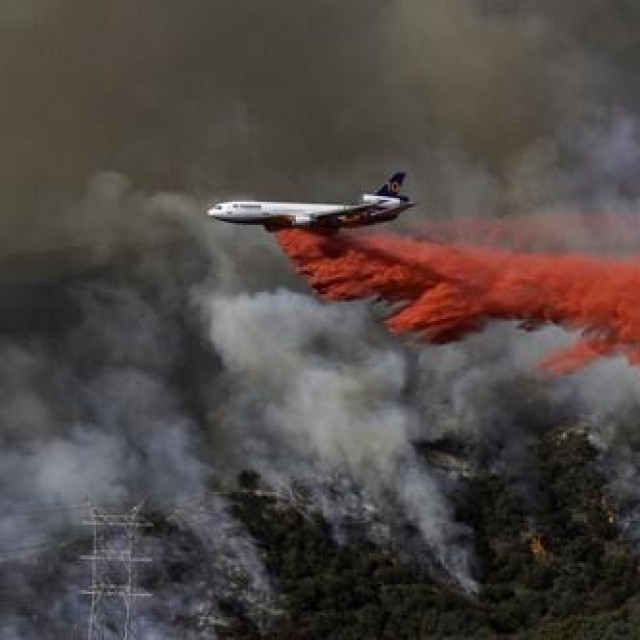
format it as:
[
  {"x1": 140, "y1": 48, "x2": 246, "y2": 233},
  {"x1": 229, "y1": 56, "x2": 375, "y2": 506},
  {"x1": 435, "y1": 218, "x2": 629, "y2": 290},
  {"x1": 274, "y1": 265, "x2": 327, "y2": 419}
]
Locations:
[
  {"x1": 361, "y1": 194, "x2": 397, "y2": 205},
  {"x1": 294, "y1": 214, "x2": 314, "y2": 227}
]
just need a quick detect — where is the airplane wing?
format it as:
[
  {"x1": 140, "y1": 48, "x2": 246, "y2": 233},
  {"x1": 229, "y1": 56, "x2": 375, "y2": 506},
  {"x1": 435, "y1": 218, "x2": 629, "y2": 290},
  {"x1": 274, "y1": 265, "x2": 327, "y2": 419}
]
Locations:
[{"x1": 309, "y1": 203, "x2": 378, "y2": 220}]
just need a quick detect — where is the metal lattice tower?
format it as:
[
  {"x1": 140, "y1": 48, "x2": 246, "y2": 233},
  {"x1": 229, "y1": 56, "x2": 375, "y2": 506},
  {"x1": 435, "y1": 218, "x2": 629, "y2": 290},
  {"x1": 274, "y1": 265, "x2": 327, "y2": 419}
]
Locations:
[{"x1": 81, "y1": 501, "x2": 152, "y2": 640}]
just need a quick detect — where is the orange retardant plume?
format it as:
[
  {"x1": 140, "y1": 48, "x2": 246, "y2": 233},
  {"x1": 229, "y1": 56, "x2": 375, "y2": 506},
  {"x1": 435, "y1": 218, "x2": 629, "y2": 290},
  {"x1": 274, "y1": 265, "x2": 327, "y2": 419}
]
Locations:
[{"x1": 275, "y1": 229, "x2": 640, "y2": 374}]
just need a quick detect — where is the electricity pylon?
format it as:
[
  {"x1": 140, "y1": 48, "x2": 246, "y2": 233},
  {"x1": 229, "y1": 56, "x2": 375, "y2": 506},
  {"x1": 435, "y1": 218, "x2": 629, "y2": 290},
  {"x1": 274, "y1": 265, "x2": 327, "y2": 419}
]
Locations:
[{"x1": 81, "y1": 501, "x2": 152, "y2": 640}]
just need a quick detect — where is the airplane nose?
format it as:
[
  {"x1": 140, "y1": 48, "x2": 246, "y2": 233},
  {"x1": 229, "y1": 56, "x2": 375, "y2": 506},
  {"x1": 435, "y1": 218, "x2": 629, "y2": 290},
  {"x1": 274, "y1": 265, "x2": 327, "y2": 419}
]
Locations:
[{"x1": 208, "y1": 205, "x2": 231, "y2": 221}]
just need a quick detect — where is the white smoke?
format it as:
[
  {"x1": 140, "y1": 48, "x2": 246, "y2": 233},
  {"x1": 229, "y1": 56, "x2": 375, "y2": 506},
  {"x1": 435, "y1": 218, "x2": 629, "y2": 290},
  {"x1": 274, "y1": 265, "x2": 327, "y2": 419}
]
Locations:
[{"x1": 203, "y1": 290, "x2": 476, "y2": 590}]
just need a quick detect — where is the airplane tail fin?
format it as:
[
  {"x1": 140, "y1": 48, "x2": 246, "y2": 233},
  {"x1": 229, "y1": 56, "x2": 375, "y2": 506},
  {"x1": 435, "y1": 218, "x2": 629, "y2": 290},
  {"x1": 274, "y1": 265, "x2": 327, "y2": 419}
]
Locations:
[{"x1": 375, "y1": 171, "x2": 408, "y2": 200}]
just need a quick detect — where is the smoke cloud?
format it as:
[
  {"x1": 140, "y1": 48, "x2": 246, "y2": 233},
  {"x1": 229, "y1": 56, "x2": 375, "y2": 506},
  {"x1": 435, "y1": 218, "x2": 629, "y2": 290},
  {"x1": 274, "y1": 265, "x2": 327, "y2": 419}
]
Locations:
[
  {"x1": 203, "y1": 290, "x2": 476, "y2": 589},
  {"x1": 4, "y1": 0, "x2": 640, "y2": 636},
  {"x1": 4, "y1": 0, "x2": 640, "y2": 254}
]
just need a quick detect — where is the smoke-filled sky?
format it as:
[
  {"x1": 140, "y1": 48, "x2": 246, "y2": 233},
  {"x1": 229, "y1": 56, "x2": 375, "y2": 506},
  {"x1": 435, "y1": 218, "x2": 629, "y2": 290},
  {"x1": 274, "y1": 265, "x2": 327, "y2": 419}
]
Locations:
[
  {"x1": 4, "y1": 1, "x2": 640, "y2": 637},
  {"x1": 4, "y1": 0, "x2": 640, "y2": 253}
]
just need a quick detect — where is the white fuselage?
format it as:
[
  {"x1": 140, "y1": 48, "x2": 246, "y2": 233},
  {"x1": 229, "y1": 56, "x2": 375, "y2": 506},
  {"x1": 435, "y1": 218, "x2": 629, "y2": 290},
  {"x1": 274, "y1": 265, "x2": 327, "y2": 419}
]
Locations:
[
  {"x1": 208, "y1": 194, "x2": 413, "y2": 230},
  {"x1": 209, "y1": 201, "x2": 344, "y2": 224}
]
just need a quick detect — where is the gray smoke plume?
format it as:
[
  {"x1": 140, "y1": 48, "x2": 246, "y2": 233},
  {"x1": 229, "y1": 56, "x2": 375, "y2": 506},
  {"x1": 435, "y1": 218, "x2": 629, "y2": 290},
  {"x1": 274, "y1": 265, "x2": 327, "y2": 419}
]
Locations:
[
  {"x1": 202, "y1": 290, "x2": 476, "y2": 589},
  {"x1": 0, "y1": 177, "x2": 286, "y2": 637}
]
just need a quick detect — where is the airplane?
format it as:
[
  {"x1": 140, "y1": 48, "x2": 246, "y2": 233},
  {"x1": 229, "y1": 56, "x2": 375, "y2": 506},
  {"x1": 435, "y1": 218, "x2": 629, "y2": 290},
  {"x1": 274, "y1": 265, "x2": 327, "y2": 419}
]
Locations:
[{"x1": 207, "y1": 172, "x2": 414, "y2": 232}]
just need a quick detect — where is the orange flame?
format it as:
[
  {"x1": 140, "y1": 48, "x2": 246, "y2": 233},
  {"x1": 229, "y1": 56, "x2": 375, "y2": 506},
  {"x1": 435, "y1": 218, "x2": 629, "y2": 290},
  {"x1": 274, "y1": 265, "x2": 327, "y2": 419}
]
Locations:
[
  {"x1": 599, "y1": 495, "x2": 616, "y2": 524},
  {"x1": 529, "y1": 535, "x2": 549, "y2": 559},
  {"x1": 276, "y1": 228, "x2": 640, "y2": 374}
]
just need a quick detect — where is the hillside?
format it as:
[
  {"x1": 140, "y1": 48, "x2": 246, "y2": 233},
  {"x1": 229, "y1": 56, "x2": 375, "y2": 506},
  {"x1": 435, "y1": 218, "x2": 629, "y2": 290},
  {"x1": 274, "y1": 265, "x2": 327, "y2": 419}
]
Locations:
[{"x1": 142, "y1": 429, "x2": 640, "y2": 639}]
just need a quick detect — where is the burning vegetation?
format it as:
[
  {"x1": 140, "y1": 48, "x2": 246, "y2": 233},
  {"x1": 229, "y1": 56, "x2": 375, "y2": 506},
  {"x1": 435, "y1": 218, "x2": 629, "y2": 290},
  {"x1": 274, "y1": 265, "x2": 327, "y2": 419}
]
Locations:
[
  {"x1": 215, "y1": 427, "x2": 640, "y2": 638},
  {"x1": 529, "y1": 536, "x2": 549, "y2": 561}
]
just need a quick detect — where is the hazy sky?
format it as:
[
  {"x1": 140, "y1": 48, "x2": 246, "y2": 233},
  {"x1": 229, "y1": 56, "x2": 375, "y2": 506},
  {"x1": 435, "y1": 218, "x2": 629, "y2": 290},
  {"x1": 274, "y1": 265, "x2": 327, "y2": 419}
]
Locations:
[{"x1": 3, "y1": 0, "x2": 640, "y2": 250}]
